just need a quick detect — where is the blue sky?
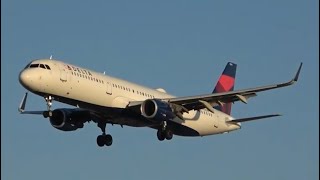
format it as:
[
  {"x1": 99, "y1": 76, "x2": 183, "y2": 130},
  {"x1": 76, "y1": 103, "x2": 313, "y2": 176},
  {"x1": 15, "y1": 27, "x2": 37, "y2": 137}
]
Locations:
[{"x1": 1, "y1": 0, "x2": 318, "y2": 179}]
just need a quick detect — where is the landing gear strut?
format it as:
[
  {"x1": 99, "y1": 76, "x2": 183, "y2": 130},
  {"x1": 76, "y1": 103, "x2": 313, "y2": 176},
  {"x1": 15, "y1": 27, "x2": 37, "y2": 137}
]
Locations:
[
  {"x1": 43, "y1": 95, "x2": 53, "y2": 118},
  {"x1": 157, "y1": 121, "x2": 173, "y2": 141},
  {"x1": 97, "y1": 122, "x2": 113, "y2": 147}
]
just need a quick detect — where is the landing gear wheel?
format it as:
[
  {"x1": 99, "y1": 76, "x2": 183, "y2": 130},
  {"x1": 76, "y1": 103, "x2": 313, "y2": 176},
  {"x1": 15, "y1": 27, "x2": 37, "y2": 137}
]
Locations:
[
  {"x1": 43, "y1": 111, "x2": 53, "y2": 118},
  {"x1": 165, "y1": 130, "x2": 173, "y2": 140},
  {"x1": 97, "y1": 135, "x2": 105, "y2": 147},
  {"x1": 105, "y1": 134, "x2": 113, "y2": 146},
  {"x1": 157, "y1": 129, "x2": 165, "y2": 141},
  {"x1": 97, "y1": 122, "x2": 113, "y2": 147},
  {"x1": 157, "y1": 121, "x2": 173, "y2": 141}
]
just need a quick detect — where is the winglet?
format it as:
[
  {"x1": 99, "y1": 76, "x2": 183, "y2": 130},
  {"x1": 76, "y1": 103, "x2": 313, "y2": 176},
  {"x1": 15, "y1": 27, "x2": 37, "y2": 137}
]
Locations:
[
  {"x1": 277, "y1": 62, "x2": 303, "y2": 87},
  {"x1": 18, "y1": 92, "x2": 28, "y2": 113},
  {"x1": 293, "y1": 62, "x2": 303, "y2": 82}
]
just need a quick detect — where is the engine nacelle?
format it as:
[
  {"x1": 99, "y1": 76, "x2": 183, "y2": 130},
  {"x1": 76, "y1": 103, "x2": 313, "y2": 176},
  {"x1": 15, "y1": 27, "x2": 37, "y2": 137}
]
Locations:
[
  {"x1": 49, "y1": 108, "x2": 89, "y2": 131},
  {"x1": 140, "y1": 99, "x2": 176, "y2": 122}
]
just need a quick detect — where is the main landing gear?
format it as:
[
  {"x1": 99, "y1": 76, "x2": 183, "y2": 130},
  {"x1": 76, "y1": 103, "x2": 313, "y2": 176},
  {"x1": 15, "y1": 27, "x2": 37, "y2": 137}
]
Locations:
[
  {"x1": 43, "y1": 95, "x2": 53, "y2": 118},
  {"x1": 157, "y1": 121, "x2": 173, "y2": 141},
  {"x1": 97, "y1": 122, "x2": 113, "y2": 147}
]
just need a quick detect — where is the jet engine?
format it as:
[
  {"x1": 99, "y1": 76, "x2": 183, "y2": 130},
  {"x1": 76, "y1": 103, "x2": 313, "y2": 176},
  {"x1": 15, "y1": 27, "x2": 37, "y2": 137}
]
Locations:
[
  {"x1": 49, "y1": 108, "x2": 90, "y2": 131},
  {"x1": 140, "y1": 99, "x2": 176, "y2": 122}
]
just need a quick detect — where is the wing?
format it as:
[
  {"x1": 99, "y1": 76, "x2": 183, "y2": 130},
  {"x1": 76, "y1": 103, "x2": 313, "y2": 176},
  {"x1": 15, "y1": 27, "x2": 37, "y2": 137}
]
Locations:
[
  {"x1": 165, "y1": 63, "x2": 302, "y2": 111},
  {"x1": 128, "y1": 63, "x2": 302, "y2": 114}
]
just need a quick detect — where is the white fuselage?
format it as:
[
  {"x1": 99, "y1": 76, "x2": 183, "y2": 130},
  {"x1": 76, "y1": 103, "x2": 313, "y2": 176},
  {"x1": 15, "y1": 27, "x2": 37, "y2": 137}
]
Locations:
[{"x1": 19, "y1": 59, "x2": 240, "y2": 136}]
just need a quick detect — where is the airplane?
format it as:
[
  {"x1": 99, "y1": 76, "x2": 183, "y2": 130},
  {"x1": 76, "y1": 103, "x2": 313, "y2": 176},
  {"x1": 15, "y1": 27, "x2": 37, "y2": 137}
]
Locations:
[{"x1": 18, "y1": 59, "x2": 302, "y2": 147}]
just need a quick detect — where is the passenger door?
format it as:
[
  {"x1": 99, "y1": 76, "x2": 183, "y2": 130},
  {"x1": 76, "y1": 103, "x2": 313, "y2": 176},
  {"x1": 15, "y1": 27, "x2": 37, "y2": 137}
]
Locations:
[
  {"x1": 59, "y1": 65, "x2": 68, "y2": 82},
  {"x1": 106, "y1": 82, "x2": 112, "y2": 95}
]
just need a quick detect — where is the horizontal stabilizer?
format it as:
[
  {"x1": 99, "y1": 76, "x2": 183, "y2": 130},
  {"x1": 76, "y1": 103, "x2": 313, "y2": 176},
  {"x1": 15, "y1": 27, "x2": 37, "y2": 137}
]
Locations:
[{"x1": 229, "y1": 114, "x2": 281, "y2": 123}]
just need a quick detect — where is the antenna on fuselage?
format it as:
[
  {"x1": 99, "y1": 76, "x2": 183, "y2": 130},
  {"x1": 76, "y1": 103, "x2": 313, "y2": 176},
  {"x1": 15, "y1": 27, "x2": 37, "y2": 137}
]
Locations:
[{"x1": 49, "y1": 55, "x2": 53, "y2": 60}]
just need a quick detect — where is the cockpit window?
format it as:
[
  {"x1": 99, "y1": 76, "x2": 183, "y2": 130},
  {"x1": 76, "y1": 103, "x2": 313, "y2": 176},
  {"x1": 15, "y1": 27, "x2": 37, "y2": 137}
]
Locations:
[
  {"x1": 30, "y1": 64, "x2": 39, "y2": 68},
  {"x1": 26, "y1": 63, "x2": 51, "y2": 70},
  {"x1": 45, "y1": 64, "x2": 51, "y2": 70},
  {"x1": 24, "y1": 62, "x2": 32, "y2": 69}
]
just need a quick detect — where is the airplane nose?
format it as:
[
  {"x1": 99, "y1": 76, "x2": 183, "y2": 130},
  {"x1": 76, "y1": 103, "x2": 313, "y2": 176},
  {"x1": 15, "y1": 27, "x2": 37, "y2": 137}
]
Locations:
[
  {"x1": 19, "y1": 70, "x2": 35, "y2": 91},
  {"x1": 19, "y1": 70, "x2": 29, "y2": 85}
]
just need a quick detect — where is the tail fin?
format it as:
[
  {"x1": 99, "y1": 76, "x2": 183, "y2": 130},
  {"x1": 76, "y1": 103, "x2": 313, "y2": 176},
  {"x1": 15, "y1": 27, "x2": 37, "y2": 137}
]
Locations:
[{"x1": 212, "y1": 62, "x2": 237, "y2": 115}]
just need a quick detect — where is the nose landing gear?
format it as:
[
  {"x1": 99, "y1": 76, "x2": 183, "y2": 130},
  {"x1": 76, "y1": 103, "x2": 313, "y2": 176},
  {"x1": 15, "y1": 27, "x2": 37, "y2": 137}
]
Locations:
[{"x1": 43, "y1": 95, "x2": 53, "y2": 118}]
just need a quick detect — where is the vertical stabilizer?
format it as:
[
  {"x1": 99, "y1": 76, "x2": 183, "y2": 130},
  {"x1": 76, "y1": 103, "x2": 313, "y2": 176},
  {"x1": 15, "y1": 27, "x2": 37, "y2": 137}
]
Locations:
[{"x1": 212, "y1": 62, "x2": 237, "y2": 115}]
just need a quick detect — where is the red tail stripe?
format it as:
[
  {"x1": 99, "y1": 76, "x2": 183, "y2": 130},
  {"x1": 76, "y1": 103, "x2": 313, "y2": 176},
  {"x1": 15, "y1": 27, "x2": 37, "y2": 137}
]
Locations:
[{"x1": 217, "y1": 75, "x2": 235, "y2": 91}]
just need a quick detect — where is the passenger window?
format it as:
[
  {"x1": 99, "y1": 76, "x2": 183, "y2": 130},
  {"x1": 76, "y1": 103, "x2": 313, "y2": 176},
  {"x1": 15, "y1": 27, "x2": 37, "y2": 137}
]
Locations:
[{"x1": 40, "y1": 64, "x2": 46, "y2": 69}]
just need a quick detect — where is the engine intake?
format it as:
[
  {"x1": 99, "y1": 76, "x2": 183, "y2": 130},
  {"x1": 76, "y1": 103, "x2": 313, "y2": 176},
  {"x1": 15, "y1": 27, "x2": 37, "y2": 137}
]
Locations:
[
  {"x1": 141, "y1": 99, "x2": 175, "y2": 122},
  {"x1": 49, "y1": 109, "x2": 89, "y2": 131}
]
